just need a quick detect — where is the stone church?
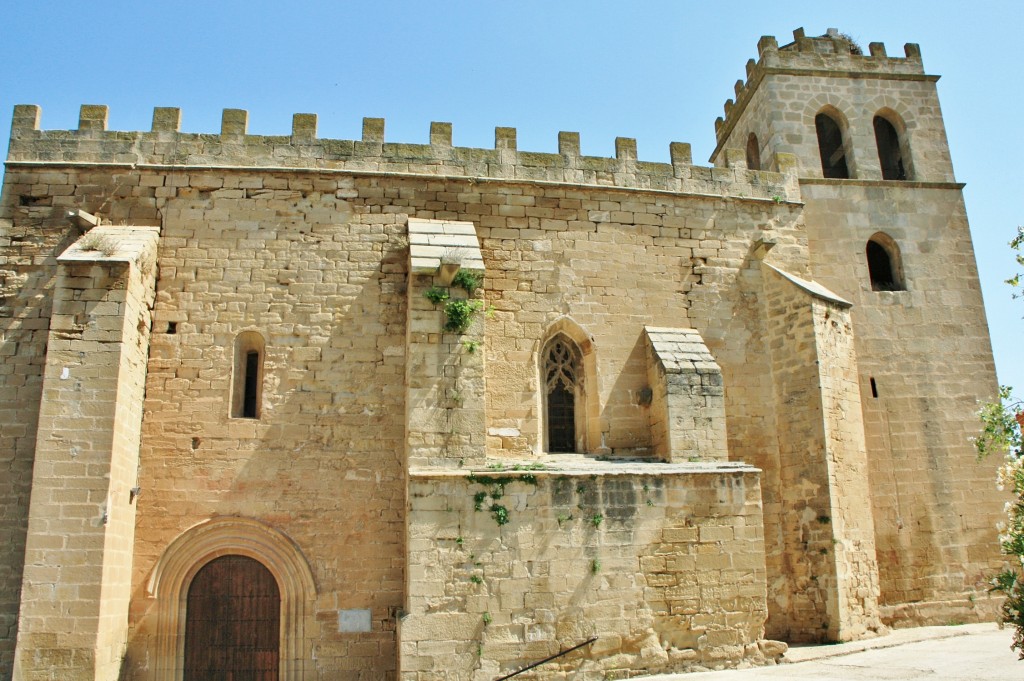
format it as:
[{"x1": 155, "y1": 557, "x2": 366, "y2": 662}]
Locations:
[{"x1": 0, "y1": 27, "x2": 1004, "y2": 681}]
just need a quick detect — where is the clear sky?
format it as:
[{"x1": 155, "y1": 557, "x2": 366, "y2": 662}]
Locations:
[{"x1": 2, "y1": 1, "x2": 1021, "y2": 395}]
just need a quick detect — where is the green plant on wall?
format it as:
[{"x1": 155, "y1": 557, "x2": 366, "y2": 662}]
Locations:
[
  {"x1": 78, "y1": 233, "x2": 118, "y2": 256},
  {"x1": 424, "y1": 286, "x2": 449, "y2": 305},
  {"x1": 467, "y1": 472, "x2": 539, "y2": 527},
  {"x1": 444, "y1": 299, "x2": 484, "y2": 333},
  {"x1": 452, "y1": 269, "x2": 483, "y2": 296}
]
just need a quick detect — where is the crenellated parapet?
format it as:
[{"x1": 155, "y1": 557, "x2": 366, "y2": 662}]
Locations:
[
  {"x1": 7, "y1": 104, "x2": 798, "y2": 202},
  {"x1": 714, "y1": 27, "x2": 930, "y2": 149}
]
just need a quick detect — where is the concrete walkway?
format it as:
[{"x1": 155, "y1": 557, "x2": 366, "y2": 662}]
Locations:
[{"x1": 640, "y1": 624, "x2": 1020, "y2": 680}]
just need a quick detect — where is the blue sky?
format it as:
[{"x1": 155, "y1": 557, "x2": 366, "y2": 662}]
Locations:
[{"x1": 2, "y1": 1, "x2": 1021, "y2": 394}]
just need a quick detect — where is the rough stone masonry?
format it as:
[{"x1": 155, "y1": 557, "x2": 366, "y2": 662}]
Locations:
[{"x1": 0, "y1": 27, "x2": 1004, "y2": 681}]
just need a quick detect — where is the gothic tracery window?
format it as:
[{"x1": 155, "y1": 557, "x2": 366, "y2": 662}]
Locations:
[{"x1": 544, "y1": 336, "x2": 582, "y2": 453}]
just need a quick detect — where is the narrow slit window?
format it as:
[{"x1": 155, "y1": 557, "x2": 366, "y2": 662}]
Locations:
[
  {"x1": 243, "y1": 351, "x2": 260, "y2": 418},
  {"x1": 870, "y1": 377, "x2": 878, "y2": 398},
  {"x1": 232, "y1": 331, "x2": 265, "y2": 419},
  {"x1": 815, "y1": 112, "x2": 850, "y2": 179}
]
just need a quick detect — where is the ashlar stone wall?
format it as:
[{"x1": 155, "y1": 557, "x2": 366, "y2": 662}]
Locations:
[
  {"x1": 13, "y1": 226, "x2": 159, "y2": 680},
  {"x1": 711, "y1": 28, "x2": 1004, "y2": 628},
  {"x1": 0, "y1": 57, "x2": 1003, "y2": 677},
  {"x1": 0, "y1": 138, "x2": 798, "y2": 678},
  {"x1": 760, "y1": 264, "x2": 882, "y2": 642},
  {"x1": 0, "y1": 153, "x2": 92, "y2": 673},
  {"x1": 402, "y1": 464, "x2": 774, "y2": 680},
  {"x1": 801, "y1": 183, "x2": 1004, "y2": 625}
]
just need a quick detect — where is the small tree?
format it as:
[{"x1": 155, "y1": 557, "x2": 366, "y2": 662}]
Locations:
[
  {"x1": 977, "y1": 388, "x2": 1024, "y2": 658},
  {"x1": 976, "y1": 225, "x2": 1024, "y2": 658}
]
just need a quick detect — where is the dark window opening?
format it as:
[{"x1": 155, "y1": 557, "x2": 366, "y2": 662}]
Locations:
[
  {"x1": 242, "y1": 351, "x2": 260, "y2": 418},
  {"x1": 866, "y1": 239, "x2": 904, "y2": 291},
  {"x1": 870, "y1": 377, "x2": 878, "y2": 398},
  {"x1": 167, "y1": 321, "x2": 177, "y2": 334},
  {"x1": 815, "y1": 113, "x2": 850, "y2": 179},
  {"x1": 547, "y1": 382, "x2": 576, "y2": 453},
  {"x1": 746, "y1": 132, "x2": 761, "y2": 171},
  {"x1": 544, "y1": 336, "x2": 583, "y2": 453},
  {"x1": 874, "y1": 116, "x2": 907, "y2": 180},
  {"x1": 232, "y1": 331, "x2": 265, "y2": 419}
]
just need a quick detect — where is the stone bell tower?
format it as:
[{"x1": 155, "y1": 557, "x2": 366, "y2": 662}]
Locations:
[{"x1": 712, "y1": 28, "x2": 1003, "y2": 632}]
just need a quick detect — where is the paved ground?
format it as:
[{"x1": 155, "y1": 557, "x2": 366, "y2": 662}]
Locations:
[{"x1": 640, "y1": 624, "x2": 1021, "y2": 680}]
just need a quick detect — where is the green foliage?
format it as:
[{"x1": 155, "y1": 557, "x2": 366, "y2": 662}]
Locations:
[
  {"x1": 482, "y1": 612, "x2": 492, "y2": 626},
  {"x1": 1008, "y1": 226, "x2": 1024, "y2": 297},
  {"x1": 444, "y1": 299, "x2": 484, "y2": 333},
  {"x1": 977, "y1": 386, "x2": 1023, "y2": 460},
  {"x1": 977, "y1": 232, "x2": 1024, "y2": 659},
  {"x1": 976, "y1": 234, "x2": 1024, "y2": 658},
  {"x1": 469, "y1": 574, "x2": 483, "y2": 584},
  {"x1": 452, "y1": 269, "x2": 483, "y2": 296},
  {"x1": 466, "y1": 472, "x2": 539, "y2": 527},
  {"x1": 462, "y1": 339, "x2": 481, "y2": 353},
  {"x1": 424, "y1": 286, "x2": 449, "y2": 305},
  {"x1": 977, "y1": 383, "x2": 1024, "y2": 657},
  {"x1": 591, "y1": 558, "x2": 601, "y2": 574},
  {"x1": 490, "y1": 504, "x2": 510, "y2": 526},
  {"x1": 590, "y1": 513, "x2": 603, "y2": 528}
]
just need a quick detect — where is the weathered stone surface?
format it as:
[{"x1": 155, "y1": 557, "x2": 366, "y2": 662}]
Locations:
[{"x1": 0, "y1": 27, "x2": 1003, "y2": 681}]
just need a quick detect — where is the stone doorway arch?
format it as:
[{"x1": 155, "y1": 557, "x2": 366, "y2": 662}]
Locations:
[{"x1": 147, "y1": 517, "x2": 316, "y2": 681}]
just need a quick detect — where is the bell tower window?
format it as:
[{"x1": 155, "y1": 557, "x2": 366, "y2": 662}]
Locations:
[
  {"x1": 815, "y1": 111, "x2": 851, "y2": 179},
  {"x1": 746, "y1": 132, "x2": 761, "y2": 171},
  {"x1": 866, "y1": 233, "x2": 906, "y2": 291},
  {"x1": 874, "y1": 114, "x2": 909, "y2": 180}
]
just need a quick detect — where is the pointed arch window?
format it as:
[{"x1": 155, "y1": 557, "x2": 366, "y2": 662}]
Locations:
[
  {"x1": 874, "y1": 114, "x2": 909, "y2": 180},
  {"x1": 815, "y1": 111, "x2": 850, "y2": 179},
  {"x1": 232, "y1": 331, "x2": 265, "y2": 419},
  {"x1": 543, "y1": 335, "x2": 584, "y2": 453},
  {"x1": 746, "y1": 132, "x2": 761, "y2": 171},
  {"x1": 866, "y1": 233, "x2": 906, "y2": 291}
]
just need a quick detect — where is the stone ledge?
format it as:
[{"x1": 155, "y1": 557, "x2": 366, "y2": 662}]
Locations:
[{"x1": 410, "y1": 455, "x2": 760, "y2": 478}]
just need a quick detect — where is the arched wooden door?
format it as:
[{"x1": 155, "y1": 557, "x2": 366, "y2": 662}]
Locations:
[{"x1": 184, "y1": 555, "x2": 281, "y2": 680}]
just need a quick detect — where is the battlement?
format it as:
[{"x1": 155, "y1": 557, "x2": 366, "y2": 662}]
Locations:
[
  {"x1": 7, "y1": 104, "x2": 797, "y2": 201},
  {"x1": 715, "y1": 27, "x2": 929, "y2": 145}
]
